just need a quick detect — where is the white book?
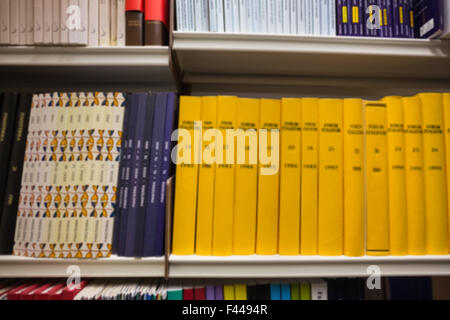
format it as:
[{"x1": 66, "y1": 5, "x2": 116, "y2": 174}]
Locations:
[
  {"x1": 216, "y1": 0, "x2": 224, "y2": 32},
  {"x1": 99, "y1": 0, "x2": 110, "y2": 46},
  {"x1": 296, "y1": 0, "x2": 303, "y2": 35},
  {"x1": 10, "y1": 0, "x2": 20, "y2": 45},
  {"x1": 52, "y1": 0, "x2": 60, "y2": 44},
  {"x1": 26, "y1": 0, "x2": 34, "y2": 45},
  {"x1": 224, "y1": 0, "x2": 233, "y2": 32},
  {"x1": 176, "y1": 0, "x2": 183, "y2": 30},
  {"x1": 252, "y1": 0, "x2": 260, "y2": 33},
  {"x1": 209, "y1": 0, "x2": 217, "y2": 31},
  {"x1": 43, "y1": 0, "x2": 53, "y2": 44},
  {"x1": 194, "y1": 0, "x2": 202, "y2": 31},
  {"x1": 201, "y1": 0, "x2": 209, "y2": 31},
  {"x1": 329, "y1": 0, "x2": 336, "y2": 36},
  {"x1": 182, "y1": 0, "x2": 189, "y2": 31},
  {"x1": 282, "y1": 0, "x2": 290, "y2": 34},
  {"x1": 110, "y1": 0, "x2": 117, "y2": 45},
  {"x1": 19, "y1": 0, "x2": 27, "y2": 45},
  {"x1": 246, "y1": 0, "x2": 253, "y2": 32},
  {"x1": 117, "y1": 0, "x2": 125, "y2": 46},
  {"x1": 290, "y1": 0, "x2": 297, "y2": 34},
  {"x1": 320, "y1": 0, "x2": 329, "y2": 35},
  {"x1": 275, "y1": 0, "x2": 282, "y2": 34},
  {"x1": 239, "y1": 0, "x2": 246, "y2": 32},
  {"x1": 79, "y1": 0, "x2": 88, "y2": 45},
  {"x1": 260, "y1": 0, "x2": 268, "y2": 33},
  {"x1": 305, "y1": 0, "x2": 313, "y2": 35},
  {"x1": 34, "y1": 0, "x2": 44, "y2": 44},
  {"x1": 267, "y1": 0, "x2": 276, "y2": 33},
  {"x1": 188, "y1": 0, "x2": 195, "y2": 31},
  {"x1": 232, "y1": 0, "x2": 239, "y2": 32},
  {"x1": 68, "y1": 0, "x2": 78, "y2": 45},
  {"x1": 312, "y1": 0, "x2": 320, "y2": 35},
  {"x1": 88, "y1": 0, "x2": 99, "y2": 46},
  {"x1": 60, "y1": 0, "x2": 69, "y2": 44},
  {"x1": 0, "y1": 0, "x2": 10, "y2": 44},
  {"x1": 311, "y1": 280, "x2": 328, "y2": 300}
]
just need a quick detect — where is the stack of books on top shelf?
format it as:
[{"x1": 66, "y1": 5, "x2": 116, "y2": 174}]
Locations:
[
  {"x1": 0, "y1": 0, "x2": 169, "y2": 47},
  {"x1": 175, "y1": 0, "x2": 450, "y2": 39},
  {"x1": 0, "y1": 91, "x2": 177, "y2": 259},
  {"x1": 172, "y1": 93, "x2": 450, "y2": 257}
]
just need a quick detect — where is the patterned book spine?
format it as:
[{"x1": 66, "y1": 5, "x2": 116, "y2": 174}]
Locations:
[{"x1": 337, "y1": 0, "x2": 344, "y2": 35}]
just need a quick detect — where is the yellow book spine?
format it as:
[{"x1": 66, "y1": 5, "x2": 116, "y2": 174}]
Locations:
[
  {"x1": 224, "y1": 285, "x2": 235, "y2": 300},
  {"x1": 279, "y1": 98, "x2": 302, "y2": 255},
  {"x1": 233, "y1": 98, "x2": 260, "y2": 255},
  {"x1": 385, "y1": 96, "x2": 408, "y2": 255},
  {"x1": 195, "y1": 97, "x2": 217, "y2": 255},
  {"x1": 365, "y1": 101, "x2": 390, "y2": 256},
  {"x1": 419, "y1": 93, "x2": 449, "y2": 255},
  {"x1": 256, "y1": 99, "x2": 281, "y2": 255},
  {"x1": 343, "y1": 99, "x2": 365, "y2": 257},
  {"x1": 212, "y1": 96, "x2": 238, "y2": 256},
  {"x1": 234, "y1": 284, "x2": 248, "y2": 300},
  {"x1": 444, "y1": 93, "x2": 450, "y2": 250},
  {"x1": 172, "y1": 96, "x2": 202, "y2": 255},
  {"x1": 300, "y1": 98, "x2": 319, "y2": 255},
  {"x1": 403, "y1": 96, "x2": 426, "y2": 255},
  {"x1": 318, "y1": 99, "x2": 344, "y2": 256},
  {"x1": 300, "y1": 282, "x2": 311, "y2": 300}
]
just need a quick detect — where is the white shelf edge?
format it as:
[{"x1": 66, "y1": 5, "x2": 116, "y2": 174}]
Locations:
[
  {"x1": 169, "y1": 255, "x2": 450, "y2": 278},
  {"x1": 0, "y1": 255, "x2": 166, "y2": 278}
]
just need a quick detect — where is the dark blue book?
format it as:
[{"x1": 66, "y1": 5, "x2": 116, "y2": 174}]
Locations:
[
  {"x1": 389, "y1": 277, "x2": 433, "y2": 300},
  {"x1": 402, "y1": 0, "x2": 411, "y2": 37},
  {"x1": 392, "y1": 0, "x2": 401, "y2": 36},
  {"x1": 407, "y1": 0, "x2": 414, "y2": 38},
  {"x1": 112, "y1": 93, "x2": 131, "y2": 254},
  {"x1": 414, "y1": 0, "x2": 444, "y2": 39},
  {"x1": 134, "y1": 94, "x2": 156, "y2": 257},
  {"x1": 142, "y1": 93, "x2": 168, "y2": 257},
  {"x1": 122, "y1": 93, "x2": 148, "y2": 257},
  {"x1": 364, "y1": 0, "x2": 378, "y2": 36},
  {"x1": 352, "y1": 0, "x2": 365, "y2": 36},
  {"x1": 154, "y1": 93, "x2": 178, "y2": 256},
  {"x1": 383, "y1": 0, "x2": 394, "y2": 37},
  {"x1": 337, "y1": 0, "x2": 347, "y2": 35},
  {"x1": 0, "y1": 93, "x2": 19, "y2": 214}
]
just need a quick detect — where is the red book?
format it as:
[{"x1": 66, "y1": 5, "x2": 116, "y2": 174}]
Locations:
[
  {"x1": 47, "y1": 284, "x2": 66, "y2": 300},
  {"x1": 62, "y1": 280, "x2": 89, "y2": 300},
  {"x1": 7, "y1": 283, "x2": 32, "y2": 300},
  {"x1": 194, "y1": 287, "x2": 206, "y2": 300},
  {"x1": 19, "y1": 283, "x2": 43, "y2": 300},
  {"x1": 31, "y1": 282, "x2": 57, "y2": 300},
  {"x1": 183, "y1": 288, "x2": 194, "y2": 300},
  {"x1": 144, "y1": 0, "x2": 168, "y2": 27},
  {"x1": 0, "y1": 281, "x2": 24, "y2": 300},
  {"x1": 144, "y1": 0, "x2": 169, "y2": 45}
]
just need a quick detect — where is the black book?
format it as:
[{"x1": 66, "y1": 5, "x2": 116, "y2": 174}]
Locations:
[
  {"x1": 0, "y1": 93, "x2": 19, "y2": 215},
  {"x1": 0, "y1": 93, "x2": 31, "y2": 254},
  {"x1": 247, "y1": 283, "x2": 257, "y2": 301},
  {"x1": 254, "y1": 283, "x2": 271, "y2": 300}
]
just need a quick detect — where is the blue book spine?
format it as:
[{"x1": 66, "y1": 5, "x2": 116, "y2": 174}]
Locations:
[
  {"x1": 154, "y1": 93, "x2": 178, "y2": 256},
  {"x1": 134, "y1": 94, "x2": 156, "y2": 257},
  {"x1": 117, "y1": 94, "x2": 138, "y2": 255},
  {"x1": 142, "y1": 93, "x2": 168, "y2": 257},
  {"x1": 384, "y1": 0, "x2": 394, "y2": 37},
  {"x1": 353, "y1": 0, "x2": 365, "y2": 36},
  {"x1": 122, "y1": 93, "x2": 147, "y2": 257},
  {"x1": 270, "y1": 284, "x2": 281, "y2": 300},
  {"x1": 280, "y1": 284, "x2": 291, "y2": 300},
  {"x1": 401, "y1": 0, "x2": 410, "y2": 37},
  {"x1": 337, "y1": 0, "x2": 345, "y2": 35},
  {"x1": 413, "y1": 0, "x2": 444, "y2": 38},
  {"x1": 376, "y1": 0, "x2": 383, "y2": 37},
  {"x1": 364, "y1": 0, "x2": 377, "y2": 36},
  {"x1": 112, "y1": 93, "x2": 130, "y2": 254},
  {"x1": 407, "y1": 0, "x2": 414, "y2": 38}
]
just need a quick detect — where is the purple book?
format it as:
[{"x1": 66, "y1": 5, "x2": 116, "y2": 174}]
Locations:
[
  {"x1": 364, "y1": 0, "x2": 377, "y2": 36},
  {"x1": 376, "y1": 0, "x2": 383, "y2": 37},
  {"x1": 407, "y1": 0, "x2": 414, "y2": 38},
  {"x1": 384, "y1": 0, "x2": 394, "y2": 37},
  {"x1": 215, "y1": 286, "x2": 224, "y2": 300},
  {"x1": 413, "y1": 0, "x2": 444, "y2": 39},
  {"x1": 206, "y1": 286, "x2": 216, "y2": 300},
  {"x1": 337, "y1": 0, "x2": 345, "y2": 35},
  {"x1": 353, "y1": 0, "x2": 365, "y2": 36},
  {"x1": 392, "y1": 0, "x2": 401, "y2": 37},
  {"x1": 347, "y1": 0, "x2": 354, "y2": 36},
  {"x1": 401, "y1": 0, "x2": 410, "y2": 37}
]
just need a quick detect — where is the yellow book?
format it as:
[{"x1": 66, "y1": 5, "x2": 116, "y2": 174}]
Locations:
[
  {"x1": 384, "y1": 96, "x2": 408, "y2": 255},
  {"x1": 195, "y1": 97, "x2": 217, "y2": 255},
  {"x1": 403, "y1": 96, "x2": 426, "y2": 255},
  {"x1": 279, "y1": 98, "x2": 302, "y2": 255},
  {"x1": 224, "y1": 285, "x2": 235, "y2": 300},
  {"x1": 256, "y1": 99, "x2": 281, "y2": 255},
  {"x1": 233, "y1": 98, "x2": 260, "y2": 255},
  {"x1": 318, "y1": 99, "x2": 344, "y2": 256},
  {"x1": 300, "y1": 98, "x2": 319, "y2": 255},
  {"x1": 418, "y1": 93, "x2": 448, "y2": 255},
  {"x1": 300, "y1": 282, "x2": 311, "y2": 300},
  {"x1": 365, "y1": 101, "x2": 390, "y2": 256},
  {"x1": 343, "y1": 99, "x2": 365, "y2": 257},
  {"x1": 172, "y1": 96, "x2": 202, "y2": 255},
  {"x1": 212, "y1": 96, "x2": 238, "y2": 256},
  {"x1": 291, "y1": 283, "x2": 301, "y2": 300},
  {"x1": 234, "y1": 284, "x2": 248, "y2": 300},
  {"x1": 443, "y1": 93, "x2": 450, "y2": 250}
]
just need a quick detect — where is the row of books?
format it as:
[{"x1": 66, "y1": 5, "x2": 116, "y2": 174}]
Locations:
[
  {"x1": 0, "y1": 0, "x2": 169, "y2": 47},
  {"x1": 172, "y1": 93, "x2": 450, "y2": 257},
  {"x1": 1, "y1": 277, "x2": 448, "y2": 300},
  {"x1": 175, "y1": 0, "x2": 450, "y2": 39}
]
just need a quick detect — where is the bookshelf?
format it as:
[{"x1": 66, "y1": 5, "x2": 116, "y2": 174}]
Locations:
[
  {"x1": 0, "y1": 46, "x2": 179, "y2": 91},
  {"x1": 0, "y1": 256, "x2": 165, "y2": 278},
  {"x1": 173, "y1": 32, "x2": 450, "y2": 96}
]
